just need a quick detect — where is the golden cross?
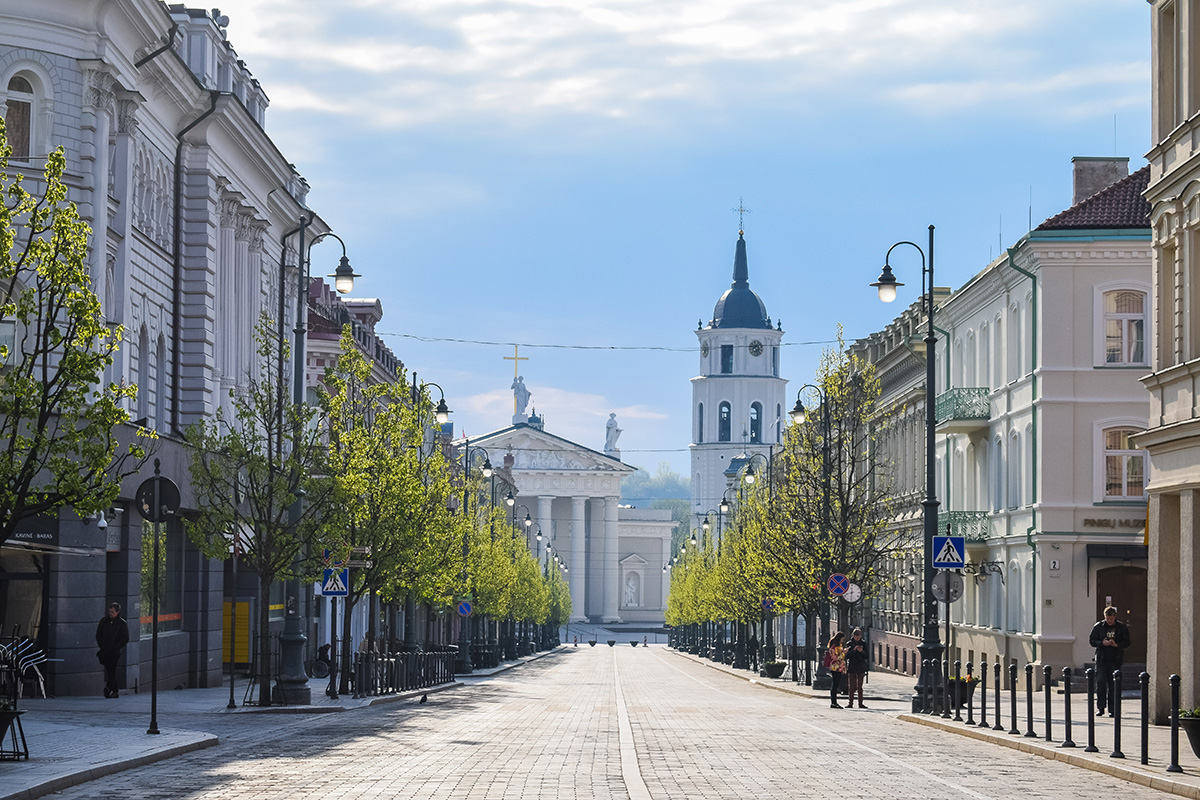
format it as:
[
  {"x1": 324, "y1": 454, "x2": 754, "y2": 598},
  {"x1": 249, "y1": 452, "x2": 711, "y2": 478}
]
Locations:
[
  {"x1": 732, "y1": 197, "x2": 751, "y2": 234},
  {"x1": 504, "y1": 345, "x2": 529, "y2": 414}
]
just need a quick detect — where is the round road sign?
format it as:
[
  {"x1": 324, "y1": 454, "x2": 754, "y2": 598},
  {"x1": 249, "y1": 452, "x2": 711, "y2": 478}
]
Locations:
[
  {"x1": 827, "y1": 573, "x2": 850, "y2": 595},
  {"x1": 457, "y1": 600, "x2": 473, "y2": 617},
  {"x1": 931, "y1": 571, "x2": 965, "y2": 603}
]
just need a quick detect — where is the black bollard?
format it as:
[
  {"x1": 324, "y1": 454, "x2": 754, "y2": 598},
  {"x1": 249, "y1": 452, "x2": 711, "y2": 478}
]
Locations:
[
  {"x1": 926, "y1": 659, "x2": 936, "y2": 715},
  {"x1": 1009, "y1": 662, "x2": 1020, "y2": 735},
  {"x1": 1111, "y1": 669, "x2": 1125, "y2": 759},
  {"x1": 942, "y1": 659, "x2": 952, "y2": 719},
  {"x1": 1025, "y1": 663, "x2": 1037, "y2": 738},
  {"x1": 1044, "y1": 664, "x2": 1053, "y2": 742},
  {"x1": 1140, "y1": 671, "x2": 1150, "y2": 766},
  {"x1": 966, "y1": 662, "x2": 976, "y2": 725},
  {"x1": 1061, "y1": 666, "x2": 1076, "y2": 748},
  {"x1": 977, "y1": 658, "x2": 988, "y2": 728},
  {"x1": 994, "y1": 660, "x2": 1003, "y2": 731},
  {"x1": 954, "y1": 660, "x2": 963, "y2": 722},
  {"x1": 1084, "y1": 667, "x2": 1099, "y2": 753},
  {"x1": 921, "y1": 659, "x2": 931, "y2": 714},
  {"x1": 1169, "y1": 674, "x2": 1183, "y2": 774}
]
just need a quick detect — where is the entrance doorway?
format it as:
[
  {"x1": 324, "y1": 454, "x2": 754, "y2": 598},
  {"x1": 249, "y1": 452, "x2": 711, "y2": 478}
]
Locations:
[{"x1": 1096, "y1": 565, "x2": 1147, "y2": 664}]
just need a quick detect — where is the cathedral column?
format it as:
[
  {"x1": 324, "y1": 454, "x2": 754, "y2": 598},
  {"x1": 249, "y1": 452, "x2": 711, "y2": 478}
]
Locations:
[
  {"x1": 602, "y1": 495, "x2": 620, "y2": 622},
  {"x1": 536, "y1": 496, "x2": 553, "y2": 564},
  {"x1": 569, "y1": 497, "x2": 587, "y2": 622}
]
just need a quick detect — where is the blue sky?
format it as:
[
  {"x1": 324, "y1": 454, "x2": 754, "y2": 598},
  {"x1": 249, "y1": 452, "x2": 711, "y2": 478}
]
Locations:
[{"x1": 230, "y1": 0, "x2": 1150, "y2": 480}]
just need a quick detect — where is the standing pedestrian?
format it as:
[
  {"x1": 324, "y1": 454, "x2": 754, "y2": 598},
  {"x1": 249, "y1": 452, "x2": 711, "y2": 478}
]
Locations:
[
  {"x1": 844, "y1": 628, "x2": 869, "y2": 708},
  {"x1": 1088, "y1": 605, "x2": 1131, "y2": 717},
  {"x1": 824, "y1": 630, "x2": 846, "y2": 708},
  {"x1": 96, "y1": 602, "x2": 129, "y2": 698}
]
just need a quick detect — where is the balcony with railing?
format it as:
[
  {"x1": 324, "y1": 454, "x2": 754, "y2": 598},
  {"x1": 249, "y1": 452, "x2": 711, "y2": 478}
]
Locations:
[
  {"x1": 935, "y1": 387, "x2": 990, "y2": 434},
  {"x1": 942, "y1": 510, "x2": 990, "y2": 542}
]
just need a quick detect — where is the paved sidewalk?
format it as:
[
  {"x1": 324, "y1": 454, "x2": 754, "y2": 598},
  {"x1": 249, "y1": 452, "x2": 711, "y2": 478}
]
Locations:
[
  {"x1": 0, "y1": 648, "x2": 555, "y2": 800},
  {"x1": 669, "y1": 648, "x2": 1200, "y2": 800}
]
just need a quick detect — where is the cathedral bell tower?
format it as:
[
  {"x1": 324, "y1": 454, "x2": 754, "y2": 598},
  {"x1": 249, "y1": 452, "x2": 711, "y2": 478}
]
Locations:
[{"x1": 690, "y1": 230, "x2": 787, "y2": 529}]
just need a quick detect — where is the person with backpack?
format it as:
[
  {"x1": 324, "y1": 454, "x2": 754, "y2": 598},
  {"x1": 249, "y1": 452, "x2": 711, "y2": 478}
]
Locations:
[
  {"x1": 844, "y1": 628, "x2": 870, "y2": 708},
  {"x1": 823, "y1": 630, "x2": 846, "y2": 708}
]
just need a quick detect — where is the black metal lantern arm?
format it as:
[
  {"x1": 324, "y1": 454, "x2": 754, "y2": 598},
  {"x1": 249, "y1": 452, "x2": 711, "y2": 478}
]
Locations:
[
  {"x1": 306, "y1": 230, "x2": 360, "y2": 295},
  {"x1": 962, "y1": 561, "x2": 1004, "y2": 583}
]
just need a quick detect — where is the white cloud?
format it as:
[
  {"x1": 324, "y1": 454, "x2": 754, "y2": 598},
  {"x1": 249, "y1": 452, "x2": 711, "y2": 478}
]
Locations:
[{"x1": 225, "y1": 0, "x2": 1141, "y2": 130}]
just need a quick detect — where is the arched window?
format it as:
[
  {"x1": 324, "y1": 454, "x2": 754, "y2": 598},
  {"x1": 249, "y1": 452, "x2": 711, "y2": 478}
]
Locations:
[
  {"x1": 136, "y1": 325, "x2": 150, "y2": 421},
  {"x1": 4, "y1": 74, "x2": 34, "y2": 161},
  {"x1": 156, "y1": 335, "x2": 168, "y2": 432},
  {"x1": 1103, "y1": 427, "x2": 1146, "y2": 499},
  {"x1": 1103, "y1": 290, "x2": 1147, "y2": 365},
  {"x1": 749, "y1": 402, "x2": 762, "y2": 444},
  {"x1": 991, "y1": 436, "x2": 1003, "y2": 512},
  {"x1": 718, "y1": 401, "x2": 731, "y2": 442},
  {"x1": 775, "y1": 403, "x2": 781, "y2": 443},
  {"x1": 1006, "y1": 560, "x2": 1022, "y2": 632},
  {"x1": 697, "y1": 403, "x2": 704, "y2": 444}
]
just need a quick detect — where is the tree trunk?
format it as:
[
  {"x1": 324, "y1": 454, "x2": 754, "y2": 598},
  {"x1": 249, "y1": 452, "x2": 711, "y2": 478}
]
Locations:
[
  {"x1": 257, "y1": 574, "x2": 271, "y2": 706},
  {"x1": 339, "y1": 592, "x2": 357, "y2": 695}
]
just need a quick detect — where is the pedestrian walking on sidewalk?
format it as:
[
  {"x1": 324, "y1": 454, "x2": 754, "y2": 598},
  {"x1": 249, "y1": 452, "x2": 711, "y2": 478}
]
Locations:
[
  {"x1": 1088, "y1": 605, "x2": 1130, "y2": 717},
  {"x1": 96, "y1": 602, "x2": 129, "y2": 698},
  {"x1": 824, "y1": 631, "x2": 846, "y2": 708},
  {"x1": 845, "y1": 628, "x2": 869, "y2": 708}
]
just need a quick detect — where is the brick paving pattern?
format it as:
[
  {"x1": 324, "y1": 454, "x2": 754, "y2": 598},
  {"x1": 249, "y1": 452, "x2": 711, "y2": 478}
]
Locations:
[{"x1": 38, "y1": 646, "x2": 1176, "y2": 799}]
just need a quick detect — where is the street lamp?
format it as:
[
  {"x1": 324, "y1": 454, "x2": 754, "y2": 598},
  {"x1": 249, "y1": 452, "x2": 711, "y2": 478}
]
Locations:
[
  {"x1": 870, "y1": 224, "x2": 942, "y2": 712},
  {"x1": 274, "y1": 216, "x2": 357, "y2": 706},
  {"x1": 792, "y1": 383, "x2": 832, "y2": 688},
  {"x1": 455, "y1": 441, "x2": 491, "y2": 676}
]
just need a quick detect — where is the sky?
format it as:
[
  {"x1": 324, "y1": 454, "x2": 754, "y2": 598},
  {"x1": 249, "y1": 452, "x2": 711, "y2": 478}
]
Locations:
[{"x1": 224, "y1": 0, "x2": 1150, "y2": 481}]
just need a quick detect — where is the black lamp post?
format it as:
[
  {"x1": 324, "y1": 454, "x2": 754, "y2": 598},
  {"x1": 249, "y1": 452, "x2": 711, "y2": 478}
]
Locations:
[
  {"x1": 790, "y1": 383, "x2": 832, "y2": 688},
  {"x1": 740, "y1": 451, "x2": 777, "y2": 673},
  {"x1": 275, "y1": 217, "x2": 357, "y2": 706},
  {"x1": 871, "y1": 224, "x2": 942, "y2": 713},
  {"x1": 455, "y1": 442, "x2": 490, "y2": 675},
  {"x1": 510, "y1": 502, "x2": 532, "y2": 657}
]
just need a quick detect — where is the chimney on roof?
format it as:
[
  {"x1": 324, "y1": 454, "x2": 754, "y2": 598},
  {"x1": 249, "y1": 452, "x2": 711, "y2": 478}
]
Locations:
[{"x1": 1072, "y1": 157, "x2": 1129, "y2": 205}]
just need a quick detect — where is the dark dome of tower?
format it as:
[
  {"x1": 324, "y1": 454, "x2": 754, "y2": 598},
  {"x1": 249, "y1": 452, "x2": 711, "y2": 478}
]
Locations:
[{"x1": 711, "y1": 233, "x2": 770, "y2": 329}]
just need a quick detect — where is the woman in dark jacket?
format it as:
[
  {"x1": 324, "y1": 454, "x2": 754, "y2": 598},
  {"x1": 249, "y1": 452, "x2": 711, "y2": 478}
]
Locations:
[{"x1": 844, "y1": 628, "x2": 869, "y2": 708}]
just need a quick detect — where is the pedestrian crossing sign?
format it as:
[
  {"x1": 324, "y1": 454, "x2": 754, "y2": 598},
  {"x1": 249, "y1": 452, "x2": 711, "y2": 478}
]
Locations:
[
  {"x1": 932, "y1": 535, "x2": 966, "y2": 569},
  {"x1": 321, "y1": 567, "x2": 349, "y2": 597}
]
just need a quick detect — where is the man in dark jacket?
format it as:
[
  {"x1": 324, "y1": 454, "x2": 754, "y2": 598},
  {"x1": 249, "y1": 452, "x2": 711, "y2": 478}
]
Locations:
[
  {"x1": 96, "y1": 602, "x2": 129, "y2": 698},
  {"x1": 1089, "y1": 605, "x2": 1131, "y2": 716}
]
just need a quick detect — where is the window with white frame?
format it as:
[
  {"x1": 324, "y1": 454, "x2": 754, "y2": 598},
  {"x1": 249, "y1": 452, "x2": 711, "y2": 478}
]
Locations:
[
  {"x1": 4, "y1": 74, "x2": 34, "y2": 161},
  {"x1": 1102, "y1": 290, "x2": 1147, "y2": 366},
  {"x1": 1103, "y1": 427, "x2": 1146, "y2": 500}
]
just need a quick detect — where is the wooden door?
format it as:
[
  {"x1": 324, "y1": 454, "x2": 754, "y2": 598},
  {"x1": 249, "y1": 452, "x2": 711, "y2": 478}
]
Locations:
[{"x1": 1096, "y1": 565, "x2": 1147, "y2": 664}]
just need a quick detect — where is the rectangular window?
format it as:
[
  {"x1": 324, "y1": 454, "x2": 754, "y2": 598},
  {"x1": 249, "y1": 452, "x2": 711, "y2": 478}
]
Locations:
[
  {"x1": 1104, "y1": 290, "x2": 1147, "y2": 365},
  {"x1": 720, "y1": 345, "x2": 733, "y2": 374},
  {"x1": 140, "y1": 519, "x2": 183, "y2": 636},
  {"x1": 1104, "y1": 428, "x2": 1147, "y2": 499},
  {"x1": 4, "y1": 100, "x2": 30, "y2": 160}
]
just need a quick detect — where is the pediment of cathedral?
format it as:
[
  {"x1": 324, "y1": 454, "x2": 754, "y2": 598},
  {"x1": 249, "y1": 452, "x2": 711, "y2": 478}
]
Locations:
[{"x1": 470, "y1": 425, "x2": 635, "y2": 475}]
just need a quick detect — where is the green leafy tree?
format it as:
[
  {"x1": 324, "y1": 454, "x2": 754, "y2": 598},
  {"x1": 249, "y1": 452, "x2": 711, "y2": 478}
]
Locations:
[
  {"x1": 185, "y1": 319, "x2": 333, "y2": 705},
  {"x1": 0, "y1": 118, "x2": 148, "y2": 542}
]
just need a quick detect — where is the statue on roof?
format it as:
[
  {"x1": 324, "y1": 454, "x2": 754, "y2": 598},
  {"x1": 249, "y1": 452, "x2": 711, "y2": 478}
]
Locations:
[
  {"x1": 512, "y1": 376, "x2": 531, "y2": 416},
  {"x1": 605, "y1": 413, "x2": 622, "y2": 452}
]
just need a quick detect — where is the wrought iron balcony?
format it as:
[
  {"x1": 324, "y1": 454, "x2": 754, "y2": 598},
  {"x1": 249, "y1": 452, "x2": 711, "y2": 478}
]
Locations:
[
  {"x1": 935, "y1": 387, "x2": 990, "y2": 434},
  {"x1": 942, "y1": 510, "x2": 989, "y2": 542}
]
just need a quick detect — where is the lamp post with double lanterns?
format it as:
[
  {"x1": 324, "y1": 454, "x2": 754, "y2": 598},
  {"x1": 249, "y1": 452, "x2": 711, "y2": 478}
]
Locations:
[
  {"x1": 738, "y1": 451, "x2": 779, "y2": 674},
  {"x1": 788, "y1": 384, "x2": 833, "y2": 687},
  {"x1": 509, "y1": 502, "x2": 533, "y2": 657},
  {"x1": 275, "y1": 217, "x2": 358, "y2": 706},
  {"x1": 870, "y1": 224, "x2": 943, "y2": 713},
  {"x1": 455, "y1": 443, "x2": 491, "y2": 675}
]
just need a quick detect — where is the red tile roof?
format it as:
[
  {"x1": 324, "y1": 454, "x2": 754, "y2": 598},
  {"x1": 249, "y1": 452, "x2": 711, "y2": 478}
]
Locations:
[{"x1": 1036, "y1": 165, "x2": 1150, "y2": 231}]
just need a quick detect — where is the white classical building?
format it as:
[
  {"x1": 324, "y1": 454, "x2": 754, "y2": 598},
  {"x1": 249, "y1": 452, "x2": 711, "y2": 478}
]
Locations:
[
  {"x1": 859, "y1": 157, "x2": 1151, "y2": 682},
  {"x1": 464, "y1": 409, "x2": 673, "y2": 624},
  {"x1": 0, "y1": 1, "x2": 359, "y2": 695},
  {"x1": 690, "y1": 230, "x2": 788, "y2": 526}
]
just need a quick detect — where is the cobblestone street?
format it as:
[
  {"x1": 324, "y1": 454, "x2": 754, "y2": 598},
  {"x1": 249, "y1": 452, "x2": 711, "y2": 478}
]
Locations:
[{"x1": 36, "y1": 646, "x2": 1176, "y2": 800}]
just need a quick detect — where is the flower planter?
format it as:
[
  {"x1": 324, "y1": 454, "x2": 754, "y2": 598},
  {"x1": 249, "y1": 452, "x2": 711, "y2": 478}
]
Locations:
[
  {"x1": 630, "y1": 641, "x2": 639, "y2": 647},
  {"x1": 1180, "y1": 716, "x2": 1200, "y2": 758},
  {"x1": 606, "y1": 640, "x2": 616, "y2": 647},
  {"x1": 947, "y1": 680, "x2": 979, "y2": 709},
  {"x1": 588, "y1": 640, "x2": 597, "y2": 647},
  {"x1": 762, "y1": 662, "x2": 786, "y2": 679}
]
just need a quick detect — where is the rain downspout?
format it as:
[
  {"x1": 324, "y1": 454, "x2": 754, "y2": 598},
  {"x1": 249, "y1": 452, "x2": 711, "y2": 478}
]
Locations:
[
  {"x1": 170, "y1": 91, "x2": 220, "y2": 434},
  {"x1": 1007, "y1": 245, "x2": 1039, "y2": 661}
]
